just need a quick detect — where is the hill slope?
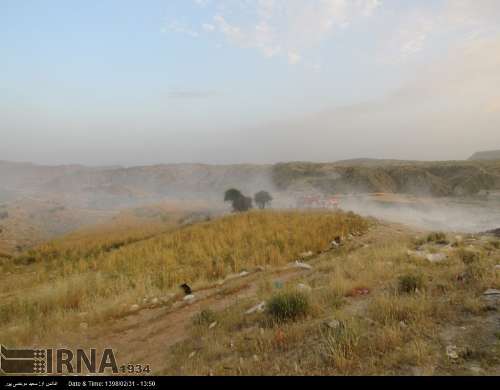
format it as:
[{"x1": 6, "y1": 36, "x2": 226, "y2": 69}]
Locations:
[{"x1": 469, "y1": 150, "x2": 500, "y2": 161}]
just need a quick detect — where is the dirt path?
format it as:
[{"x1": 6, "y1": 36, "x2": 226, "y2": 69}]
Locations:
[{"x1": 62, "y1": 265, "x2": 313, "y2": 373}]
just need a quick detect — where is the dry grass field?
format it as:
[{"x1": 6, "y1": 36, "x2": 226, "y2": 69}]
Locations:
[
  {"x1": 0, "y1": 210, "x2": 367, "y2": 351},
  {"x1": 161, "y1": 224, "x2": 500, "y2": 375},
  {"x1": 1, "y1": 208, "x2": 499, "y2": 375}
]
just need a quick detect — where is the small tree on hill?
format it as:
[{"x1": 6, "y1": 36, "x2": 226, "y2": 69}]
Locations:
[
  {"x1": 224, "y1": 188, "x2": 242, "y2": 203},
  {"x1": 224, "y1": 188, "x2": 253, "y2": 212},
  {"x1": 254, "y1": 191, "x2": 273, "y2": 209},
  {"x1": 232, "y1": 195, "x2": 253, "y2": 212}
]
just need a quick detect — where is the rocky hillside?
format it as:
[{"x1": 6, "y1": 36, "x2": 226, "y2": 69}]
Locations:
[
  {"x1": 469, "y1": 150, "x2": 500, "y2": 161},
  {"x1": 273, "y1": 160, "x2": 500, "y2": 197}
]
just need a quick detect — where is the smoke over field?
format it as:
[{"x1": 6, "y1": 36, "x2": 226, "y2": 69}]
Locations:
[{"x1": 338, "y1": 196, "x2": 500, "y2": 233}]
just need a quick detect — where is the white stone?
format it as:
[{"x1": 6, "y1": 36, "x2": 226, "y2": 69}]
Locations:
[
  {"x1": 209, "y1": 321, "x2": 217, "y2": 329},
  {"x1": 483, "y1": 289, "x2": 500, "y2": 296},
  {"x1": 293, "y1": 261, "x2": 312, "y2": 270},
  {"x1": 130, "y1": 304, "x2": 140, "y2": 312},
  {"x1": 297, "y1": 283, "x2": 312, "y2": 293},
  {"x1": 325, "y1": 319, "x2": 340, "y2": 330},
  {"x1": 245, "y1": 301, "x2": 266, "y2": 315},
  {"x1": 446, "y1": 345, "x2": 459, "y2": 359},
  {"x1": 426, "y1": 253, "x2": 447, "y2": 263},
  {"x1": 183, "y1": 294, "x2": 196, "y2": 301},
  {"x1": 407, "y1": 250, "x2": 427, "y2": 259}
]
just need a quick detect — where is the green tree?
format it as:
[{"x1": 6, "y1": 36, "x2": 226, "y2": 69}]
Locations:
[
  {"x1": 232, "y1": 195, "x2": 253, "y2": 212},
  {"x1": 224, "y1": 188, "x2": 242, "y2": 203},
  {"x1": 254, "y1": 191, "x2": 273, "y2": 209}
]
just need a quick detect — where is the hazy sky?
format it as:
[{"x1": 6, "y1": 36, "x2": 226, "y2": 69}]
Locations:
[{"x1": 1, "y1": 0, "x2": 500, "y2": 166}]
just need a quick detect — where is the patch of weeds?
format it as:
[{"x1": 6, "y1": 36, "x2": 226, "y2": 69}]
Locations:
[
  {"x1": 457, "y1": 249, "x2": 481, "y2": 265},
  {"x1": 317, "y1": 289, "x2": 345, "y2": 310},
  {"x1": 398, "y1": 274, "x2": 424, "y2": 294},
  {"x1": 267, "y1": 291, "x2": 310, "y2": 323},
  {"x1": 320, "y1": 320, "x2": 360, "y2": 368},
  {"x1": 427, "y1": 232, "x2": 448, "y2": 245},
  {"x1": 192, "y1": 309, "x2": 218, "y2": 326}
]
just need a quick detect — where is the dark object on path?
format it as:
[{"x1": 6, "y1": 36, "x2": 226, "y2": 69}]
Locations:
[{"x1": 180, "y1": 283, "x2": 192, "y2": 295}]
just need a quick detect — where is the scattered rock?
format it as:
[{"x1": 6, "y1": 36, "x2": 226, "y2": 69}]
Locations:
[
  {"x1": 225, "y1": 271, "x2": 251, "y2": 282},
  {"x1": 300, "y1": 251, "x2": 314, "y2": 259},
  {"x1": 183, "y1": 294, "x2": 196, "y2": 302},
  {"x1": 151, "y1": 297, "x2": 159, "y2": 305},
  {"x1": 296, "y1": 283, "x2": 312, "y2": 293},
  {"x1": 77, "y1": 312, "x2": 88, "y2": 318},
  {"x1": 495, "y1": 265, "x2": 500, "y2": 270},
  {"x1": 324, "y1": 319, "x2": 340, "y2": 330},
  {"x1": 446, "y1": 345, "x2": 459, "y2": 360},
  {"x1": 245, "y1": 301, "x2": 266, "y2": 315},
  {"x1": 483, "y1": 289, "x2": 500, "y2": 296},
  {"x1": 130, "y1": 304, "x2": 140, "y2": 313},
  {"x1": 426, "y1": 253, "x2": 447, "y2": 263},
  {"x1": 293, "y1": 261, "x2": 312, "y2": 270},
  {"x1": 208, "y1": 321, "x2": 218, "y2": 330},
  {"x1": 188, "y1": 351, "x2": 197, "y2": 359},
  {"x1": 399, "y1": 320, "x2": 408, "y2": 329},
  {"x1": 253, "y1": 355, "x2": 259, "y2": 362},
  {"x1": 407, "y1": 250, "x2": 427, "y2": 259}
]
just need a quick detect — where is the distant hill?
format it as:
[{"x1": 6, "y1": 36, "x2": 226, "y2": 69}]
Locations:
[
  {"x1": 2, "y1": 159, "x2": 500, "y2": 208},
  {"x1": 469, "y1": 150, "x2": 500, "y2": 161},
  {"x1": 272, "y1": 160, "x2": 500, "y2": 197}
]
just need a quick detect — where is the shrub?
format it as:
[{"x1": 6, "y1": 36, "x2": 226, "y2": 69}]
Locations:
[
  {"x1": 398, "y1": 274, "x2": 424, "y2": 294},
  {"x1": 426, "y1": 232, "x2": 448, "y2": 244},
  {"x1": 267, "y1": 291, "x2": 310, "y2": 322},
  {"x1": 321, "y1": 320, "x2": 360, "y2": 364},
  {"x1": 457, "y1": 249, "x2": 481, "y2": 265},
  {"x1": 254, "y1": 191, "x2": 273, "y2": 209}
]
